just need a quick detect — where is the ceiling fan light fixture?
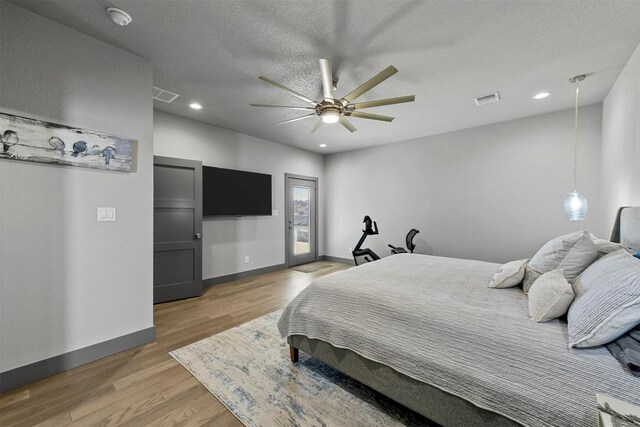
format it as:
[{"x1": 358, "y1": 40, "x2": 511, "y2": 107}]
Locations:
[
  {"x1": 321, "y1": 109, "x2": 340, "y2": 124},
  {"x1": 251, "y1": 59, "x2": 415, "y2": 133}
]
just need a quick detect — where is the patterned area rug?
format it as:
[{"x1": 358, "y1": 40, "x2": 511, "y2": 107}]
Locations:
[
  {"x1": 289, "y1": 262, "x2": 333, "y2": 273},
  {"x1": 170, "y1": 311, "x2": 432, "y2": 426}
]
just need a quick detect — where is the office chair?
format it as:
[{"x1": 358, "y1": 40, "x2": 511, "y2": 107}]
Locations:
[{"x1": 388, "y1": 228, "x2": 419, "y2": 254}]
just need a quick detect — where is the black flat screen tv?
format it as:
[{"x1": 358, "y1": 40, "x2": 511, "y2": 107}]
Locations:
[{"x1": 203, "y1": 166, "x2": 272, "y2": 216}]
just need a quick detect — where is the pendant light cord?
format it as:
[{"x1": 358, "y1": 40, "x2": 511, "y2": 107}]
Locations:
[{"x1": 573, "y1": 79, "x2": 580, "y2": 192}]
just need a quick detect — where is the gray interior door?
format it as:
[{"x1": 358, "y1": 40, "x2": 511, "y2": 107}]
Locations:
[
  {"x1": 286, "y1": 174, "x2": 318, "y2": 267},
  {"x1": 153, "y1": 156, "x2": 203, "y2": 303}
]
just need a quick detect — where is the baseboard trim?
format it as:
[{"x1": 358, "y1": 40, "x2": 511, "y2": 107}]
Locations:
[
  {"x1": 319, "y1": 255, "x2": 355, "y2": 265},
  {"x1": 203, "y1": 263, "x2": 287, "y2": 288},
  {"x1": 202, "y1": 257, "x2": 355, "y2": 289},
  {"x1": 0, "y1": 326, "x2": 156, "y2": 393}
]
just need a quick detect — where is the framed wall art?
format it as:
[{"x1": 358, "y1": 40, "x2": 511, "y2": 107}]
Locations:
[{"x1": 0, "y1": 111, "x2": 136, "y2": 172}]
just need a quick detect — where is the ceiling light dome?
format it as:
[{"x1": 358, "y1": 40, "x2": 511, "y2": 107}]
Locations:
[{"x1": 320, "y1": 108, "x2": 340, "y2": 124}]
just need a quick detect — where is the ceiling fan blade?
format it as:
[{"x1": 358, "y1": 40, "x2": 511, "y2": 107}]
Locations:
[
  {"x1": 311, "y1": 119, "x2": 324, "y2": 134},
  {"x1": 250, "y1": 103, "x2": 315, "y2": 111},
  {"x1": 319, "y1": 59, "x2": 334, "y2": 101},
  {"x1": 273, "y1": 113, "x2": 317, "y2": 125},
  {"x1": 341, "y1": 66, "x2": 398, "y2": 103},
  {"x1": 348, "y1": 111, "x2": 395, "y2": 122},
  {"x1": 338, "y1": 116, "x2": 357, "y2": 133},
  {"x1": 258, "y1": 76, "x2": 318, "y2": 106},
  {"x1": 352, "y1": 95, "x2": 415, "y2": 110}
]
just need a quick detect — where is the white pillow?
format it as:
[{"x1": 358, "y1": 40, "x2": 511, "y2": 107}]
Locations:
[
  {"x1": 588, "y1": 233, "x2": 633, "y2": 259},
  {"x1": 567, "y1": 250, "x2": 640, "y2": 348},
  {"x1": 522, "y1": 230, "x2": 597, "y2": 294},
  {"x1": 528, "y1": 269, "x2": 574, "y2": 322},
  {"x1": 488, "y1": 259, "x2": 529, "y2": 288}
]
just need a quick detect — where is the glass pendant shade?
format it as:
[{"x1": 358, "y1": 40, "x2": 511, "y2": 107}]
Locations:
[{"x1": 564, "y1": 191, "x2": 587, "y2": 221}]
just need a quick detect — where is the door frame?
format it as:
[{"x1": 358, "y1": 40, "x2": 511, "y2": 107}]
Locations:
[{"x1": 285, "y1": 173, "x2": 318, "y2": 267}]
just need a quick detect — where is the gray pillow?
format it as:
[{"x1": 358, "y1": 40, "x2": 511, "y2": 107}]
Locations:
[
  {"x1": 488, "y1": 259, "x2": 529, "y2": 288},
  {"x1": 589, "y1": 233, "x2": 633, "y2": 259},
  {"x1": 528, "y1": 269, "x2": 574, "y2": 322},
  {"x1": 522, "y1": 230, "x2": 597, "y2": 294},
  {"x1": 567, "y1": 250, "x2": 640, "y2": 348}
]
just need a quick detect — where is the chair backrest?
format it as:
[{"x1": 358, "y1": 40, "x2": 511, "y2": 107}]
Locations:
[{"x1": 406, "y1": 229, "x2": 419, "y2": 253}]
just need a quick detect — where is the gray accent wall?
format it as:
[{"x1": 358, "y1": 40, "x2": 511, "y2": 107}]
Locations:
[
  {"x1": 153, "y1": 111, "x2": 325, "y2": 279},
  {"x1": 324, "y1": 105, "x2": 604, "y2": 264},
  {"x1": 602, "y1": 42, "x2": 640, "y2": 233},
  {"x1": 0, "y1": 2, "x2": 154, "y2": 373}
]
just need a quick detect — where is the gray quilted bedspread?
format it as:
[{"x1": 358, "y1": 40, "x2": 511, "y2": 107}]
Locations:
[{"x1": 278, "y1": 254, "x2": 640, "y2": 427}]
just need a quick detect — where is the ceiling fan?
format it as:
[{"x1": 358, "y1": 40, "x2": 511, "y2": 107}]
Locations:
[{"x1": 250, "y1": 59, "x2": 415, "y2": 133}]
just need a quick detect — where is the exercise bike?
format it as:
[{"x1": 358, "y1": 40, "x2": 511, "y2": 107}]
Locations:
[{"x1": 352, "y1": 216, "x2": 381, "y2": 265}]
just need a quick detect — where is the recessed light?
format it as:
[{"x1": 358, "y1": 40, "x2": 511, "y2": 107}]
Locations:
[
  {"x1": 533, "y1": 91, "x2": 551, "y2": 100},
  {"x1": 106, "y1": 7, "x2": 132, "y2": 26},
  {"x1": 189, "y1": 102, "x2": 203, "y2": 110},
  {"x1": 319, "y1": 144, "x2": 327, "y2": 148}
]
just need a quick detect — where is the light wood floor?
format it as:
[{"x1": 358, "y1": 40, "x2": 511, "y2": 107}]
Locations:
[{"x1": 0, "y1": 261, "x2": 349, "y2": 426}]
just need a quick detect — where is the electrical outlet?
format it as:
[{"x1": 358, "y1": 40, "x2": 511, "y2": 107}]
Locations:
[
  {"x1": 97, "y1": 207, "x2": 116, "y2": 222},
  {"x1": 244, "y1": 256, "x2": 250, "y2": 264}
]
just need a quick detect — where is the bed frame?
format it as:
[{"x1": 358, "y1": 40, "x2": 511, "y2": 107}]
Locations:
[
  {"x1": 287, "y1": 207, "x2": 640, "y2": 427},
  {"x1": 287, "y1": 336, "x2": 518, "y2": 426}
]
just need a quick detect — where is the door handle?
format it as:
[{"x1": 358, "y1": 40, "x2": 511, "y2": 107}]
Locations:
[{"x1": 195, "y1": 233, "x2": 202, "y2": 240}]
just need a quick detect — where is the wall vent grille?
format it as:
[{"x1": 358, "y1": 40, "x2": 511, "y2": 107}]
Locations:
[
  {"x1": 153, "y1": 87, "x2": 180, "y2": 103},
  {"x1": 474, "y1": 92, "x2": 500, "y2": 106}
]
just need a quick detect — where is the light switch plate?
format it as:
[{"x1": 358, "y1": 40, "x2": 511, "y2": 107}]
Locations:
[
  {"x1": 272, "y1": 210, "x2": 279, "y2": 216},
  {"x1": 97, "y1": 207, "x2": 116, "y2": 222}
]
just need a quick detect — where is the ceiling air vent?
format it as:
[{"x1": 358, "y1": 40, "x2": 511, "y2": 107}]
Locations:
[
  {"x1": 153, "y1": 87, "x2": 179, "y2": 103},
  {"x1": 474, "y1": 92, "x2": 500, "y2": 106}
]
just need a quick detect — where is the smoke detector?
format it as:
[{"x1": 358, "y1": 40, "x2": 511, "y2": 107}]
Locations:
[{"x1": 107, "y1": 7, "x2": 132, "y2": 26}]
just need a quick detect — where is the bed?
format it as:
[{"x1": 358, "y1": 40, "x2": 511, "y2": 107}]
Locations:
[{"x1": 278, "y1": 210, "x2": 640, "y2": 427}]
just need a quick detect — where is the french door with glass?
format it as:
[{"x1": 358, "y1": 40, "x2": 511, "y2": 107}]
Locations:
[{"x1": 285, "y1": 174, "x2": 317, "y2": 267}]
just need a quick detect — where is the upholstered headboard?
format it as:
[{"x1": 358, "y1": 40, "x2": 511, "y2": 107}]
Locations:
[{"x1": 620, "y1": 207, "x2": 640, "y2": 251}]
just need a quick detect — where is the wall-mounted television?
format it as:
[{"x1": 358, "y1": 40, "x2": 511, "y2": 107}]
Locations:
[{"x1": 203, "y1": 166, "x2": 272, "y2": 216}]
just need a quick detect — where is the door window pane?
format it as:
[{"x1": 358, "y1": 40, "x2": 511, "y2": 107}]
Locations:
[{"x1": 293, "y1": 186, "x2": 310, "y2": 255}]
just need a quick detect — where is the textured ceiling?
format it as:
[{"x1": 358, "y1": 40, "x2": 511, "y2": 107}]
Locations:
[{"x1": 9, "y1": 0, "x2": 640, "y2": 153}]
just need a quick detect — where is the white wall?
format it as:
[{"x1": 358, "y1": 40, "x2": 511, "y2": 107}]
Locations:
[
  {"x1": 0, "y1": 2, "x2": 154, "y2": 372},
  {"x1": 601, "y1": 42, "x2": 640, "y2": 233},
  {"x1": 325, "y1": 105, "x2": 603, "y2": 264},
  {"x1": 153, "y1": 111, "x2": 325, "y2": 279}
]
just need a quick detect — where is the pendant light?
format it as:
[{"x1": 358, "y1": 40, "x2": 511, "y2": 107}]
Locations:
[{"x1": 564, "y1": 74, "x2": 588, "y2": 221}]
